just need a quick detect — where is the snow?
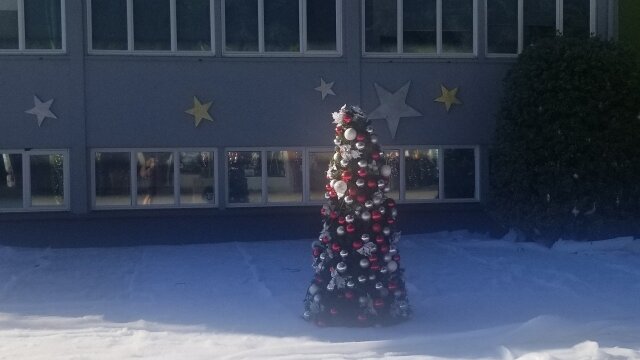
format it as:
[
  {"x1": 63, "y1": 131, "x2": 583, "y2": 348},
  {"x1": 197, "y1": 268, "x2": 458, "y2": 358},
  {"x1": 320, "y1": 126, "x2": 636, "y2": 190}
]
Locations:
[{"x1": 1, "y1": 231, "x2": 639, "y2": 359}]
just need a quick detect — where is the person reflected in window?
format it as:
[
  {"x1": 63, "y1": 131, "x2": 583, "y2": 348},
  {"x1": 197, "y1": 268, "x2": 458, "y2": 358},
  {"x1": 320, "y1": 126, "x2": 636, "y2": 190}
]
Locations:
[{"x1": 138, "y1": 156, "x2": 158, "y2": 205}]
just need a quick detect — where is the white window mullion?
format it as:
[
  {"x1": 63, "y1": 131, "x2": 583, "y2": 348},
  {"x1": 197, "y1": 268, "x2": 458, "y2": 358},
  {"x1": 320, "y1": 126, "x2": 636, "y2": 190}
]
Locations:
[
  {"x1": 210, "y1": 0, "x2": 216, "y2": 54},
  {"x1": 62, "y1": 150, "x2": 70, "y2": 209},
  {"x1": 475, "y1": 147, "x2": 481, "y2": 201},
  {"x1": 436, "y1": 0, "x2": 442, "y2": 54},
  {"x1": 472, "y1": 0, "x2": 477, "y2": 55},
  {"x1": 300, "y1": 0, "x2": 306, "y2": 53},
  {"x1": 131, "y1": 152, "x2": 137, "y2": 207},
  {"x1": 556, "y1": 0, "x2": 563, "y2": 34},
  {"x1": 173, "y1": 151, "x2": 180, "y2": 206},
  {"x1": 302, "y1": 149, "x2": 309, "y2": 203},
  {"x1": 22, "y1": 152, "x2": 30, "y2": 208},
  {"x1": 127, "y1": 0, "x2": 134, "y2": 51},
  {"x1": 170, "y1": 0, "x2": 177, "y2": 52},
  {"x1": 60, "y1": 0, "x2": 67, "y2": 51},
  {"x1": 438, "y1": 147, "x2": 444, "y2": 201},
  {"x1": 336, "y1": 0, "x2": 342, "y2": 54},
  {"x1": 517, "y1": 0, "x2": 523, "y2": 53},
  {"x1": 18, "y1": 0, "x2": 25, "y2": 50},
  {"x1": 589, "y1": 0, "x2": 596, "y2": 36},
  {"x1": 87, "y1": 0, "x2": 93, "y2": 51},
  {"x1": 397, "y1": 0, "x2": 403, "y2": 54},
  {"x1": 258, "y1": 0, "x2": 265, "y2": 53},
  {"x1": 261, "y1": 150, "x2": 268, "y2": 203},
  {"x1": 398, "y1": 149, "x2": 406, "y2": 202}
]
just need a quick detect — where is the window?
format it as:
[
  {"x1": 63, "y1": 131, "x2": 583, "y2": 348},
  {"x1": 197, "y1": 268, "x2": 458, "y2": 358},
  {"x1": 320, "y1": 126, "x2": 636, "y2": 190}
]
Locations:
[
  {"x1": 223, "y1": 0, "x2": 341, "y2": 55},
  {"x1": 308, "y1": 150, "x2": 332, "y2": 201},
  {"x1": 398, "y1": 146, "x2": 478, "y2": 202},
  {"x1": 227, "y1": 149, "x2": 303, "y2": 206},
  {"x1": 0, "y1": 150, "x2": 69, "y2": 211},
  {"x1": 0, "y1": 0, "x2": 64, "y2": 52},
  {"x1": 88, "y1": 0, "x2": 213, "y2": 53},
  {"x1": 486, "y1": 0, "x2": 595, "y2": 55},
  {"x1": 92, "y1": 149, "x2": 217, "y2": 208},
  {"x1": 364, "y1": 0, "x2": 476, "y2": 56}
]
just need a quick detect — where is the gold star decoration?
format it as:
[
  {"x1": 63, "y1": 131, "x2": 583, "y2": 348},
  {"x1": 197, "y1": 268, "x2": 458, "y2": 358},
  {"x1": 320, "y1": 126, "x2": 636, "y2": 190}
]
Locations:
[
  {"x1": 185, "y1": 96, "x2": 213, "y2": 127},
  {"x1": 434, "y1": 84, "x2": 462, "y2": 112}
]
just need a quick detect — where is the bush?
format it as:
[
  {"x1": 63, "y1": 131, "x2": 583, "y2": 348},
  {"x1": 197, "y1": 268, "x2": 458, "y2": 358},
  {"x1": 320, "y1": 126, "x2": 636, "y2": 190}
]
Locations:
[{"x1": 490, "y1": 36, "x2": 640, "y2": 242}]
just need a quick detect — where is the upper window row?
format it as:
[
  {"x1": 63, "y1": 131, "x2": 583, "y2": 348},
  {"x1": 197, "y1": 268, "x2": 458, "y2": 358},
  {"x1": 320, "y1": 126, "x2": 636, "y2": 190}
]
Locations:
[{"x1": 0, "y1": 0, "x2": 594, "y2": 55}]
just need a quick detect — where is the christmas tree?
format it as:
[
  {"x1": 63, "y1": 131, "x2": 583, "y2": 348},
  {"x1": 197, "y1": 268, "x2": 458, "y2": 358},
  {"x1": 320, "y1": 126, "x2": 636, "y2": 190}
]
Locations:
[{"x1": 303, "y1": 105, "x2": 411, "y2": 327}]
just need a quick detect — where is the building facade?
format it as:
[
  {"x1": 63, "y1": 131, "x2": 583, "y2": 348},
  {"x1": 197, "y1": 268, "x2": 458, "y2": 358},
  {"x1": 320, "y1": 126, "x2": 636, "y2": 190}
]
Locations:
[{"x1": 0, "y1": 0, "x2": 619, "y2": 218}]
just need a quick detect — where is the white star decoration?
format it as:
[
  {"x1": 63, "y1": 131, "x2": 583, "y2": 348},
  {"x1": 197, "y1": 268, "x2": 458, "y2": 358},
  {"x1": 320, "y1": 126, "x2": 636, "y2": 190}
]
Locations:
[
  {"x1": 368, "y1": 82, "x2": 422, "y2": 139},
  {"x1": 25, "y1": 95, "x2": 58, "y2": 127},
  {"x1": 314, "y1": 78, "x2": 335, "y2": 100}
]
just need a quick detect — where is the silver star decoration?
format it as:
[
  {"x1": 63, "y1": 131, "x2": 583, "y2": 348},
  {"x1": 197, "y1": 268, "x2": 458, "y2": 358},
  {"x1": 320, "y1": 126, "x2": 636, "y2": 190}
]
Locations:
[
  {"x1": 314, "y1": 77, "x2": 335, "y2": 100},
  {"x1": 368, "y1": 81, "x2": 422, "y2": 139},
  {"x1": 25, "y1": 95, "x2": 58, "y2": 127}
]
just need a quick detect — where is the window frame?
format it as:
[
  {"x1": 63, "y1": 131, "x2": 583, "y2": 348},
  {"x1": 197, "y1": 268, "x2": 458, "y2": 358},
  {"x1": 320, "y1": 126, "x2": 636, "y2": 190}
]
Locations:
[
  {"x1": 361, "y1": 0, "x2": 478, "y2": 58},
  {"x1": 0, "y1": 149, "x2": 70, "y2": 212},
  {"x1": 485, "y1": 0, "x2": 597, "y2": 57},
  {"x1": 90, "y1": 148, "x2": 218, "y2": 209},
  {"x1": 221, "y1": 0, "x2": 343, "y2": 57},
  {"x1": 0, "y1": 0, "x2": 66, "y2": 54},
  {"x1": 86, "y1": 0, "x2": 215, "y2": 55}
]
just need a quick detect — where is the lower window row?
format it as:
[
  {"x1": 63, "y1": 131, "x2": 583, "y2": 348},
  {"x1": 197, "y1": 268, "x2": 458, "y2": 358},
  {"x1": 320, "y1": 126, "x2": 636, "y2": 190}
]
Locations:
[{"x1": 0, "y1": 147, "x2": 479, "y2": 211}]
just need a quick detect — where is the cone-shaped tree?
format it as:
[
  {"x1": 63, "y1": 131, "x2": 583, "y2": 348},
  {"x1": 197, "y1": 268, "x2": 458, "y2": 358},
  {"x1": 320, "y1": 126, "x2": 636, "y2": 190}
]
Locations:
[{"x1": 303, "y1": 105, "x2": 411, "y2": 327}]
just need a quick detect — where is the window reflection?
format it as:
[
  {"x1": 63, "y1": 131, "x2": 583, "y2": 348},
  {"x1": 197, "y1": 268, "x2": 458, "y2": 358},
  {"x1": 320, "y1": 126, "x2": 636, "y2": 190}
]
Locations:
[
  {"x1": 383, "y1": 150, "x2": 400, "y2": 200},
  {"x1": 403, "y1": 0, "x2": 436, "y2": 53},
  {"x1": 180, "y1": 151, "x2": 215, "y2": 204},
  {"x1": 24, "y1": 0, "x2": 62, "y2": 49},
  {"x1": 563, "y1": 0, "x2": 590, "y2": 38},
  {"x1": 365, "y1": 0, "x2": 397, "y2": 53},
  {"x1": 306, "y1": 0, "x2": 337, "y2": 51},
  {"x1": 0, "y1": 0, "x2": 19, "y2": 49},
  {"x1": 0, "y1": 153, "x2": 22, "y2": 208},
  {"x1": 30, "y1": 153, "x2": 64, "y2": 206},
  {"x1": 91, "y1": 0, "x2": 127, "y2": 50},
  {"x1": 95, "y1": 152, "x2": 131, "y2": 206},
  {"x1": 177, "y1": 0, "x2": 211, "y2": 51},
  {"x1": 228, "y1": 151, "x2": 262, "y2": 204},
  {"x1": 264, "y1": 0, "x2": 299, "y2": 52},
  {"x1": 267, "y1": 150, "x2": 302, "y2": 203},
  {"x1": 443, "y1": 149, "x2": 475, "y2": 199},
  {"x1": 136, "y1": 152, "x2": 174, "y2": 205},
  {"x1": 442, "y1": 0, "x2": 474, "y2": 53},
  {"x1": 405, "y1": 149, "x2": 439, "y2": 200},
  {"x1": 487, "y1": 0, "x2": 518, "y2": 54},
  {"x1": 133, "y1": 0, "x2": 171, "y2": 50},
  {"x1": 225, "y1": 0, "x2": 259, "y2": 51},
  {"x1": 524, "y1": 0, "x2": 556, "y2": 47}
]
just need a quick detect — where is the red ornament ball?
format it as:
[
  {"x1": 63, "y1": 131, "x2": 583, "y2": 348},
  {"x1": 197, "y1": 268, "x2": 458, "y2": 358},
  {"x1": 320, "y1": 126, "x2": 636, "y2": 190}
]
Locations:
[
  {"x1": 345, "y1": 290, "x2": 355, "y2": 300},
  {"x1": 387, "y1": 218, "x2": 395, "y2": 225},
  {"x1": 348, "y1": 188, "x2": 357, "y2": 197},
  {"x1": 356, "y1": 133, "x2": 366, "y2": 141},
  {"x1": 375, "y1": 234, "x2": 385, "y2": 244},
  {"x1": 346, "y1": 224, "x2": 356, "y2": 233},
  {"x1": 357, "y1": 168, "x2": 367, "y2": 177},
  {"x1": 330, "y1": 211, "x2": 338, "y2": 220},
  {"x1": 372, "y1": 223, "x2": 382, "y2": 233},
  {"x1": 330, "y1": 308, "x2": 338, "y2": 316},
  {"x1": 393, "y1": 254, "x2": 401, "y2": 261},
  {"x1": 352, "y1": 240, "x2": 364, "y2": 250},
  {"x1": 338, "y1": 216, "x2": 346, "y2": 225},
  {"x1": 313, "y1": 248, "x2": 322, "y2": 257},
  {"x1": 321, "y1": 235, "x2": 330, "y2": 244},
  {"x1": 331, "y1": 243, "x2": 341, "y2": 253},
  {"x1": 370, "y1": 263, "x2": 380, "y2": 271},
  {"x1": 386, "y1": 199, "x2": 396, "y2": 208},
  {"x1": 388, "y1": 282, "x2": 398, "y2": 291},
  {"x1": 343, "y1": 114, "x2": 352, "y2": 123},
  {"x1": 372, "y1": 211, "x2": 382, "y2": 222},
  {"x1": 371, "y1": 152, "x2": 381, "y2": 160},
  {"x1": 325, "y1": 183, "x2": 332, "y2": 191},
  {"x1": 367, "y1": 179, "x2": 377, "y2": 189},
  {"x1": 373, "y1": 298, "x2": 385, "y2": 309},
  {"x1": 342, "y1": 171, "x2": 353, "y2": 181},
  {"x1": 357, "y1": 194, "x2": 367, "y2": 203},
  {"x1": 380, "y1": 245, "x2": 389, "y2": 254},
  {"x1": 368, "y1": 255, "x2": 378, "y2": 263},
  {"x1": 357, "y1": 314, "x2": 368, "y2": 322}
]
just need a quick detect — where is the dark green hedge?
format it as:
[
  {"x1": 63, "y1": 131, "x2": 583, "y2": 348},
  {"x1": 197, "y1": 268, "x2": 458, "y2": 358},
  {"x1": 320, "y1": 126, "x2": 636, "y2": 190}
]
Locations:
[{"x1": 490, "y1": 36, "x2": 640, "y2": 242}]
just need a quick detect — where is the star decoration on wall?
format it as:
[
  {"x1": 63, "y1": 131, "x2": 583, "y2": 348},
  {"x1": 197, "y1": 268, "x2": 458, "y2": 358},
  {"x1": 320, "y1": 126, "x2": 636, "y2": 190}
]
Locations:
[
  {"x1": 434, "y1": 84, "x2": 462, "y2": 112},
  {"x1": 185, "y1": 96, "x2": 213, "y2": 127},
  {"x1": 25, "y1": 95, "x2": 58, "y2": 127},
  {"x1": 368, "y1": 81, "x2": 422, "y2": 139},
  {"x1": 315, "y1": 78, "x2": 335, "y2": 100}
]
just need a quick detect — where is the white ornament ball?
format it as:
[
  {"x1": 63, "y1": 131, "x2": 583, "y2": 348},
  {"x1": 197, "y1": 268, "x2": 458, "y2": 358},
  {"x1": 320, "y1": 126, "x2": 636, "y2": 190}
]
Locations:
[
  {"x1": 344, "y1": 196, "x2": 354, "y2": 204},
  {"x1": 360, "y1": 258, "x2": 370, "y2": 268},
  {"x1": 308, "y1": 283, "x2": 319, "y2": 295},
  {"x1": 333, "y1": 180, "x2": 348, "y2": 195},
  {"x1": 356, "y1": 178, "x2": 365, "y2": 187},
  {"x1": 361, "y1": 211, "x2": 371, "y2": 221},
  {"x1": 387, "y1": 260, "x2": 398, "y2": 273},
  {"x1": 361, "y1": 234, "x2": 370, "y2": 242},
  {"x1": 337, "y1": 262, "x2": 347, "y2": 273},
  {"x1": 345, "y1": 214, "x2": 355, "y2": 223},
  {"x1": 355, "y1": 142, "x2": 366, "y2": 150},
  {"x1": 340, "y1": 159, "x2": 349, "y2": 167},
  {"x1": 333, "y1": 153, "x2": 340, "y2": 161},
  {"x1": 371, "y1": 135, "x2": 378, "y2": 144},
  {"x1": 334, "y1": 138, "x2": 341, "y2": 145},
  {"x1": 337, "y1": 226, "x2": 345, "y2": 236},
  {"x1": 358, "y1": 160, "x2": 367, "y2": 168},
  {"x1": 344, "y1": 128, "x2": 357, "y2": 141},
  {"x1": 381, "y1": 165, "x2": 392, "y2": 177},
  {"x1": 314, "y1": 294, "x2": 322, "y2": 302}
]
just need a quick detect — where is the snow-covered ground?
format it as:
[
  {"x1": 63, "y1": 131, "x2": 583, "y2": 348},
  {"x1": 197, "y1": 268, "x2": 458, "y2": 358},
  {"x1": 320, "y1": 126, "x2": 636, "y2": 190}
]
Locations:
[{"x1": 1, "y1": 231, "x2": 639, "y2": 359}]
